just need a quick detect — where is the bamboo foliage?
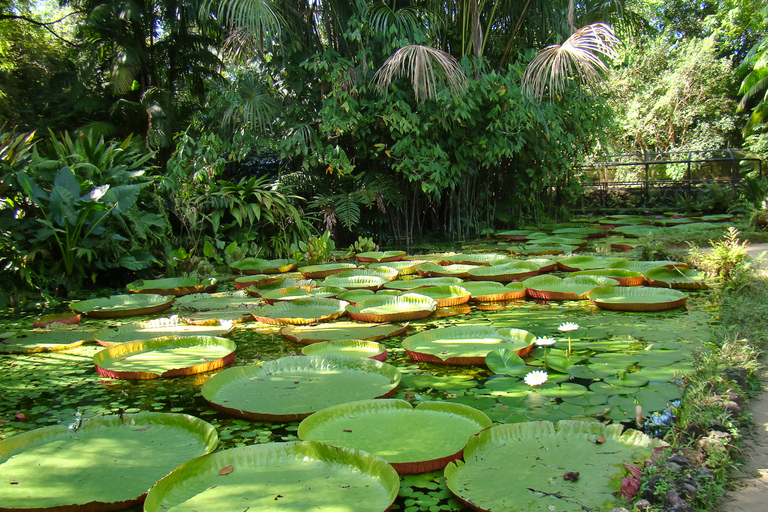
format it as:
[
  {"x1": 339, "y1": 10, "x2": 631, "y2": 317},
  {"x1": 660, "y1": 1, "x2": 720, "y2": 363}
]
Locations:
[{"x1": 373, "y1": 45, "x2": 467, "y2": 102}]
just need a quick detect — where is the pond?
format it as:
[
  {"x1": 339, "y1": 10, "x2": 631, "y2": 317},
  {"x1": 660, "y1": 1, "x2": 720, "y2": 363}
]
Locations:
[{"x1": 0, "y1": 247, "x2": 717, "y2": 511}]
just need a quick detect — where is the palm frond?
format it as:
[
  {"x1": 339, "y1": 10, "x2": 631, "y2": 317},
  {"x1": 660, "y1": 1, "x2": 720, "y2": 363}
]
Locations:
[
  {"x1": 373, "y1": 45, "x2": 467, "y2": 103},
  {"x1": 522, "y1": 23, "x2": 620, "y2": 100}
]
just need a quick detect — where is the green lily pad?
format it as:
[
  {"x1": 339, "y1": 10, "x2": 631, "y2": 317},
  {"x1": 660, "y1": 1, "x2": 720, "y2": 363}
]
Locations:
[
  {"x1": 403, "y1": 325, "x2": 534, "y2": 365},
  {"x1": 590, "y1": 381, "x2": 641, "y2": 395},
  {"x1": 552, "y1": 227, "x2": 609, "y2": 238},
  {"x1": 442, "y1": 253, "x2": 514, "y2": 266},
  {"x1": 610, "y1": 225, "x2": 656, "y2": 238},
  {"x1": 280, "y1": 322, "x2": 408, "y2": 345},
  {"x1": 93, "y1": 336, "x2": 237, "y2": 380},
  {"x1": 587, "y1": 286, "x2": 688, "y2": 312},
  {"x1": 417, "y1": 262, "x2": 479, "y2": 278},
  {"x1": 308, "y1": 286, "x2": 348, "y2": 298},
  {"x1": 242, "y1": 277, "x2": 303, "y2": 295},
  {"x1": 299, "y1": 262, "x2": 359, "y2": 279},
  {"x1": 261, "y1": 286, "x2": 313, "y2": 303},
  {"x1": 382, "y1": 277, "x2": 464, "y2": 290},
  {"x1": 126, "y1": 277, "x2": 217, "y2": 296},
  {"x1": 298, "y1": 399, "x2": 491, "y2": 474},
  {"x1": 346, "y1": 294, "x2": 436, "y2": 322},
  {"x1": 301, "y1": 340, "x2": 388, "y2": 361},
  {"x1": 495, "y1": 229, "x2": 534, "y2": 240},
  {"x1": 485, "y1": 348, "x2": 526, "y2": 374},
  {"x1": 320, "y1": 275, "x2": 389, "y2": 290},
  {"x1": 143, "y1": 441, "x2": 399, "y2": 512},
  {"x1": 461, "y1": 281, "x2": 527, "y2": 301},
  {"x1": 570, "y1": 268, "x2": 645, "y2": 286},
  {"x1": 556, "y1": 256, "x2": 623, "y2": 271},
  {"x1": 444, "y1": 421, "x2": 665, "y2": 512},
  {"x1": 355, "y1": 250, "x2": 407, "y2": 262},
  {"x1": 644, "y1": 267, "x2": 709, "y2": 290},
  {"x1": 523, "y1": 275, "x2": 620, "y2": 300},
  {"x1": 94, "y1": 317, "x2": 234, "y2": 347},
  {"x1": 408, "y1": 285, "x2": 471, "y2": 307},
  {"x1": 70, "y1": 294, "x2": 175, "y2": 319},
  {"x1": 201, "y1": 355, "x2": 401, "y2": 422},
  {"x1": 466, "y1": 261, "x2": 539, "y2": 282},
  {"x1": 0, "y1": 412, "x2": 218, "y2": 511},
  {"x1": 252, "y1": 298, "x2": 347, "y2": 325},
  {"x1": 234, "y1": 274, "x2": 283, "y2": 290},
  {"x1": 401, "y1": 374, "x2": 478, "y2": 390},
  {"x1": 174, "y1": 292, "x2": 262, "y2": 310},
  {"x1": 336, "y1": 267, "x2": 399, "y2": 281},
  {"x1": 0, "y1": 328, "x2": 100, "y2": 353},
  {"x1": 608, "y1": 260, "x2": 691, "y2": 273},
  {"x1": 230, "y1": 257, "x2": 297, "y2": 274},
  {"x1": 32, "y1": 312, "x2": 81, "y2": 328},
  {"x1": 369, "y1": 260, "x2": 426, "y2": 275}
]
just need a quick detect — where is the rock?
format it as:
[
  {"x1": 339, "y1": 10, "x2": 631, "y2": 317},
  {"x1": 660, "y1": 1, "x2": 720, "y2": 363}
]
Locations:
[
  {"x1": 661, "y1": 462, "x2": 683, "y2": 475},
  {"x1": 721, "y1": 400, "x2": 742, "y2": 417},
  {"x1": 610, "y1": 508, "x2": 630, "y2": 512},
  {"x1": 667, "y1": 453, "x2": 692, "y2": 468},
  {"x1": 663, "y1": 489, "x2": 693, "y2": 512},
  {"x1": 641, "y1": 475, "x2": 676, "y2": 503},
  {"x1": 635, "y1": 499, "x2": 652, "y2": 512},
  {"x1": 678, "y1": 482, "x2": 698, "y2": 502},
  {"x1": 697, "y1": 467, "x2": 714, "y2": 482},
  {"x1": 723, "y1": 367, "x2": 748, "y2": 391},
  {"x1": 680, "y1": 448, "x2": 705, "y2": 466}
]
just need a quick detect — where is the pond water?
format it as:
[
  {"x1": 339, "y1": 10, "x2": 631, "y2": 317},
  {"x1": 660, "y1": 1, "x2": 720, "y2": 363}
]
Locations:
[{"x1": 0, "y1": 254, "x2": 717, "y2": 512}]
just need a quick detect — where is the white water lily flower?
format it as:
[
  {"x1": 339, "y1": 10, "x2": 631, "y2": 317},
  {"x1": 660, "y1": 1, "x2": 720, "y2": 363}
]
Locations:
[
  {"x1": 558, "y1": 322, "x2": 580, "y2": 332},
  {"x1": 535, "y1": 336, "x2": 557, "y2": 346},
  {"x1": 524, "y1": 370, "x2": 549, "y2": 387}
]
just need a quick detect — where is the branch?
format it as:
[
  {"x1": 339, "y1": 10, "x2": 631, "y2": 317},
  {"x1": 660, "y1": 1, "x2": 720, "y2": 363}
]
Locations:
[{"x1": 0, "y1": 11, "x2": 83, "y2": 46}]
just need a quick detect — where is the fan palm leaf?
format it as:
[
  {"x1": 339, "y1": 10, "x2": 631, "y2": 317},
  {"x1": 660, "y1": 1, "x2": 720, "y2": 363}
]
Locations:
[
  {"x1": 522, "y1": 22, "x2": 620, "y2": 100},
  {"x1": 373, "y1": 45, "x2": 467, "y2": 103}
]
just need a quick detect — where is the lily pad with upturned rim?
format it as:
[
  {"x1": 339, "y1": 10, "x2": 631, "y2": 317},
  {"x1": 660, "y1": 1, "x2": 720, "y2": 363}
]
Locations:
[
  {"x1": 234, "y1": 274, "x2": 283, "y2": 290},
  {"x1": 556, "y1": 255, "x2": 624, "y2": 272},
  {"x1": 461, "y1": 282, "x2": 526, "y2": 302},
  {"x1": 260, "y1": 286, "x2": 313, "y2": 304},
  {"x1": 301, "y1": 340, "x2": 388, "y2": 361},
  {"x1": 466, "y1": 261, "x2": 539, "y2": 282},
  {"x1": 336, "y1": 266, "x2": 399, "y2": 281},
  {"x1": 345, "y1": 294, "x2": 437, "y2": 322},
  {"x1": 94, "y1": 318, "x2": 234, "y2": 347},
  {"x1": 0, "y1": 328, "x2": 100, "y2": 354},
  {"x1": 93, "y1": 336, "x2": 237, "y2": 380},
  {"x1": 126, "y1": 277, "x2": 217, "y2": 296},
  {"x1": 368, "y1": 260, "x2": 426, "y2": 275},
  {"x1": 409, "y1": 285, "x2": 471, "y2": 307},
  {"x1": 70, "y1": 294, "x2": 175, "y2": 318},
  {"x1": 298, "y1": 399, "x2": 492, "y2": 474},
  {"x1": 587, "y1": 286, "x2": 688, "y2": 312},
  {"x1": 280, "y1": 322, "x2": 409, "y2": 345},
  {"x1": 200, "y1": 355, "x2": 401, "y2": 422},
  {"x1": 402, "y1": 325, "x2": 535, "y2": 364},
  {"x1": 355, "y1": 250, "x2": 407, "y2": 262},
  {"x1": 0, "y1": 412, "x2": 218, "y2": 512},
  {"x1": 523, "y1": 275, "x2": 620, "y2": 301},
  {"x1": 570, "y1": 268, "x2": 645, "y2": 286},
  {"x1": 143, "y1": 441, "x2": 399, "y2": 512},
  {"x1": 444, "y1": 421, "x2": 665, "y2": 512},
  {"x1": 441, "y1": 253, "x2": 514, "y2": 266},
  {"x1": 32, "y1": 312, "x2": 81, "y2": 328},
  {"x1": 252, "y1": 298, "x2": 347, "y2": 325},
  {"x1": 382, "y1": 277, "x2": 464, "y2": 290},
  {"x1": 320, "y1": 275, "x2": 389, "y2": 290},
  {"x1": 417, "y1": 262, "x2": 479, "y2": 278},
  {"x1": 644, "y1": 267, "x2": 709, "y2": 290},
  {"x1": 298, "y1": 262, "x2": 359, "y2": 279},
  {"x1": 230, "y1": 257, "x2": 297, "y2": 274}
]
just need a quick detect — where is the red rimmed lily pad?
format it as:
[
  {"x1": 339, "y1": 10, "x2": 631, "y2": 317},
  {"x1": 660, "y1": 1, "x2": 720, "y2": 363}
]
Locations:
[
  {"x1": 336, "y1": 266, "x2": 399, "y2": 281},
  {"x1": 143, "y1": 441, "x2": 400, "y2": 512},
  {"x1": 402, "y1": 325, "x2": 535, "y2": 365},
  {"x1": 587, "y1": 286, "x2": 688, "y2": 312},
  {"x1": 320, "y1": 275, "x2": 389, "y2": 290},
  {"x1": 126, "y1": 277, "x2": 217, "y2": 296},
  {"x1": 368, "y1": 260, "x2": 426, "y2": 275},
  {"x1": 552, "y1": 227, "x2": 609, "y2": 238},
  {"x1": 32, "y1": 312, "x2": 81, "y2": 328},
  {"x1": 298, "y1": 399, "x2": 492, "y2": 474},
  {"x1": 200, "y1": 355, "x2": 401, "y2": 422},
  {"x1": 70, "y1": 294, "x2": 174, "y2": 319},
  {"x1": 234, "y1": 274, "x2": 283, "y2": 290},
  {"x1": 280, "y1": 322, "x2": 409, "y2": 345},
  {"x1": 461, "y1": 282, "x2": 526, "y2": 302},
  {"x1": 444, "y1": 421, "x2": 665, "y2": 512},
  {"x1": 93, "y1": 335, "x2": 236, "y2": 380},
  {"x1": 570, "y1": 268, "x2": 645, "y2": 286},
  {"x1": 355, "y1": 250, "x2": 407, "y2": 262},
  {"x1": 417, "y1": 262, "x2": 479, "y2": 278},
  {"x1": 409, "y1": 285, "x2": 471, "y2": 307},
  {"x1": 0, "y1": 412, "x2": 218, "y2": 512},
  {"x1": 523, "y1": 275, "x2": 620, "y2": 300},
  {"x1": 382, "y1": 277, "x2": 464, "y2": 290},
  {"x1": 608, "y1": 259, "x2": 691, "y2": 272},
  {"x1": 644, "y1": 267, "x2": 709, "y2": 290},
  {"x1": 0, "y1": 328, "x2": 99, "y2": 354},
  {"x1": 301, "y1": 340, "x2": 387, "y2": 361},
  {"x1": 556, "y1": 255, "x2": 624, "y2": 272},
  {"x1": 230, "y1": 257, "x2": 297, "y2": 274},
  {"x1": 261, "y1": 286, "x2": 313, "y2": 304},
  {"x1": 298, "y1": 262, "x2": 359, "y2": 279},
  {"x1": 466, "y1": 261, "x2": 539, "y2": 282},
  {"x1": 346, "y1": 294, "x2": 437, "y2": 322},
  {"x1": 441, "y1": 253, "x2": 513, "y2": 266},
  {"x1": 94, "y1": 318, "x2": 234, "y2": 347},
  {"x1": 252, "y1": 298, "x2": 347, "y2": 325},
  {"x1": 494, "y1": 229, "x2": 534, "y2": 241}
]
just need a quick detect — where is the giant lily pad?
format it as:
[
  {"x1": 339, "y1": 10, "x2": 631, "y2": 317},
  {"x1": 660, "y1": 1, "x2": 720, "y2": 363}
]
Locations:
[
  {"x1": 126, "y1": 277, "x2": 217, "y2": 296},
  {"x1": 280, "y1": 322, "x2": 408, "y2": 344},
  {"x1": 556, "y1": 256, "x2": 623, "y2": 272},
  {"x1": 298, "y1": 400, "x2": 492, "y2": 474},
  {"x1": 417, "y1": 262, "x2": 479, "y2": 278},
  {"x1": 461, "y1": 282, "x2": 526, "y2": 302},
  {"x1": 174, "y1": 292, "x2": 262, "y2": 310},
  {"x1": 261, "y1": 286, "x2": 313, "y2": 304},
  {"x1": 320, "y1": 275, "x2": 389, "y2": 290},
  {"x1": 570, "y1": 268, "x2": 645, "y2": 286},
  {"x1": 610, "y1": 225, "x2": 656, "y2": 238},
  {"x1": 336, "y1": 266, "x2": 399, "y2": 281},
  {"x1": 143, "y1": 441, "x2": 399, "y2": 512},
  {"x1": 70, "y1": 294, "x2": 174, "y2": 319},
  {"x1": 252, "y1": 298, "x2": 347, "y2": 325},
  {"x1": 230, "y1": 257, "x2": 297, "y2": 274},
  {"x1": 441, "y1": 253, "x2": 514, "y2": 266},
  {"x1": 301, "y1": 340, "x2": 387, "y2": 361},
  {"x1": 299, "y1": 262, "x2": 359, "y2": 279},
  {"x1": 402, "y1": 325, "x2": 535, "y2": 365},
  {"x1": 33, "y1": 312, "x2": 81, "y2": 328},
  {"x1": 234, "y1": 274, "x2": 284, "y2": 290},
  {"x1": 494, "y1": 229, "x2": 534, "y2": 241},
  {"x1": 356, "y1": 250, "x2": 407, "y2": 262},
  {"x1": 410, "y1": 285, "x2": 471, "y2": 306},
  {"x1": 644, "y1": 267, "x2": 709, "y2": 290},
  {"x1": 0, "y1": 328, "x2": 99, "y2": 353},
  {"x1": 0, "y1": 412, "x2": 218, "y2": 512},
  {"x1": 346, "y1": 294, "x2": 436, "y2": 322},
  {"x1": 444, "y1": 421, "x2": 665, "y2": 512},
  {"x1": 382, "y1": 277, "x2": 464, "y2": 290},
  {"x1": 523, "y1": 275, "x2": 620, "y2": 300},
  {"x1": 587, "y1": 286, "x2": 688, "y2": 312},
  {"x1": 609, "y1": 260, "x2": 691, "y2": 273},
  {"x1": 552, "y1": 227, "x2": 608, "y2": 238},
  {"x1": 94, "y1": 317, "x2": 234, "y2": 347},
  {"x1": 93, "y1": 336, "x2": 236, "y2": 380},
  {"x1": 201, "y1": 355, "x2": 401, "y2": 422},
  {"x1": 467, "y1": 262, "x2": 539, "y2": 282},
  {"x1": 369, "y1": 260, "x2": 426, "y2": 275}
]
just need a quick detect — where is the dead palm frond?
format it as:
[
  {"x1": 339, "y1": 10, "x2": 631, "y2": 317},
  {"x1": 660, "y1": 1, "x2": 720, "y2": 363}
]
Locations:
[
  {"x1": 373, "y1": 45, "x2": 467, "y2": 103},
  {"x1": 522, "y1": 22, "x2": 620, "y2": 101}
]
